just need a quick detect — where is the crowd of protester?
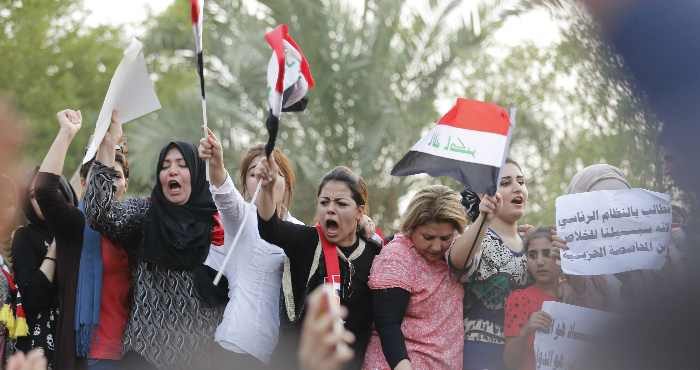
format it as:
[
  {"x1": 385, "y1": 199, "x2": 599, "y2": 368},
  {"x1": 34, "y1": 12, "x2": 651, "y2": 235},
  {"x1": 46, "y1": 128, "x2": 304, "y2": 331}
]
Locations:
[
  {"x1": 1, "y1": 1, "x2": 699, "y2": 369},
  {"x1": 0, "y1": 101, "x2": 690, "y2": 370}
]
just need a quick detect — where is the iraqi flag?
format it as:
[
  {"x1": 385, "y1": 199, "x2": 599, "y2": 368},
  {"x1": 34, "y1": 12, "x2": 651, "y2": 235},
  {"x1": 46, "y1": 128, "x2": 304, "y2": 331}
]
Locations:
[
  {"x1": 264, "y1": 24, "x2": 314, "y2": 156},
  {"x1": 391, "y1": 98, "x2": 512, "y2": 194}
]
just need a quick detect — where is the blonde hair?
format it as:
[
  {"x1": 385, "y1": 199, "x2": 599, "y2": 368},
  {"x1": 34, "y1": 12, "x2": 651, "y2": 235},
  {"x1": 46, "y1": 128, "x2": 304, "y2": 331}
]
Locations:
[{"x1": 400, "y1": 185, "x2": 467, "y2": 234}]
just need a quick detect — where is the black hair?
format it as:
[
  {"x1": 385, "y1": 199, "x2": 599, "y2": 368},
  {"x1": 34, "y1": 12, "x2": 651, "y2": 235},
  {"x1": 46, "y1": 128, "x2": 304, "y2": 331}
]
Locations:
[
  {"x1": 523, "y1": 226, "x2": 553, "y2": 252},
  {"x1": 316, "y1": 166, "x2": 367, "y2": 207}
]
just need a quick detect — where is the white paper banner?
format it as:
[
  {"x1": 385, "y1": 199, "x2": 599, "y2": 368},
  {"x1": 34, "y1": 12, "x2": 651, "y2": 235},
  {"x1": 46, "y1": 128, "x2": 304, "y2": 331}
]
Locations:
[
  {"x1": 535, "y1": 301, "x2": 617, "y2": 370},
  {"x1": 555, "y1": 188, "x2": 671, "y2": 275},
  {"x1": 82, "y1": 38, "x2": 161, "y2": 164}
]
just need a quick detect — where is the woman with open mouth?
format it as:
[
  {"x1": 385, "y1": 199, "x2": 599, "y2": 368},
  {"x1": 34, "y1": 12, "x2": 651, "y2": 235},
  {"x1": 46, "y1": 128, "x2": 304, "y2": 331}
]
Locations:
[
  {"x1": 448, "y1": 158, "x2": 530, "y2": 370},
  {"x1": 256, "y1": 160, "x2": 381, "y2": 370},
  {"x1": 362, "y1": 185, "x2": 467, "y2": 370},
  {"x1": 83, "y1": 119, "x2": 224, "y2": 370}
]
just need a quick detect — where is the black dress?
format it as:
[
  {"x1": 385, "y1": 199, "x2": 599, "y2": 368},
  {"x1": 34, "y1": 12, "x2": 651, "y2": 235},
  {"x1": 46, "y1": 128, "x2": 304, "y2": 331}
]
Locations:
[
  {"x1": 258, "y1": 213, "x2": 380, "y2": 370},
  {"x1": 33, "y1": 172, "x2": 85, "y2": 370}
]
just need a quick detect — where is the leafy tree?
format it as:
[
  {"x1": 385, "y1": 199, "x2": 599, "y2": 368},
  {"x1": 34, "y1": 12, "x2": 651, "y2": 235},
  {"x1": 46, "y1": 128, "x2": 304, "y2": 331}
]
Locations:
[
  {"x1": 0, "y1": 0, "x2": 124, "y2": 175},
  {"x1": 130, "y1": 0, "x2": 526, "y2": 226},
  {"x1": 452, "y1": 3, "x2": 664, "y2": 226}
]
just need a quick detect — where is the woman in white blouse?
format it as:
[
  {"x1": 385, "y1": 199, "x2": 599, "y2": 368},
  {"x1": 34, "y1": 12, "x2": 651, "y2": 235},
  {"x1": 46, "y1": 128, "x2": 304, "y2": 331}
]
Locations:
[{"x1": 198, "y1": 129, "x2": 302, "y2": 368}]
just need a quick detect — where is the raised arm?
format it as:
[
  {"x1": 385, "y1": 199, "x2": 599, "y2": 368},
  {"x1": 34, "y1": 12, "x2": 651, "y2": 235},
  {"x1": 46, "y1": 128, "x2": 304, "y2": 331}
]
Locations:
[
  {"x1": 448, "y1": 193, "x2": 502, "y2": 272},
  {"x1": 198, "y1": 129, "x2": 246, "y2": 232},
  {"x1": 255, "y1": 156, "x2": 278, "y2": 222},
  {"x1": 95, "y1": 110, "x2": 120, "y2": 168},
  {"x1": 38, "y1": 109, "x2": 81, "y2": 176},
  {"x1": 83, "y1": 161, "x2": 149, "y2": 247},
  {"x1": 35, "y1": 110, "x2": 83, "y2": 235}
]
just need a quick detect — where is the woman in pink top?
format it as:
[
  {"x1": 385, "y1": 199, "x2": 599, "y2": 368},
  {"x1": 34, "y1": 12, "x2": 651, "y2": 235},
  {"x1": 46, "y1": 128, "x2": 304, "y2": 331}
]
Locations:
[{"x1": 362, "y1": 185, "x2": 467, "y2": 370}]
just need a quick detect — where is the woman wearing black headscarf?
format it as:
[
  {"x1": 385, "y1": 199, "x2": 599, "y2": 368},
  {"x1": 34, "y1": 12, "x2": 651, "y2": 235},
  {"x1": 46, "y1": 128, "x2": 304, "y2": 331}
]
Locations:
[{"x1": 84, "y1": 119, "x2": 225, "y2": 370}]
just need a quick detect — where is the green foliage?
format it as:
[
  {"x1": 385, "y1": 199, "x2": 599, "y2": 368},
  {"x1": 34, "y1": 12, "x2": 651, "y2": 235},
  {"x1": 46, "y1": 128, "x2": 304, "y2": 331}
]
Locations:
[
  {"x1": 444, "y1": 4, "x2": 662, "y2": 226},
  {"x1": 0, "y1": 0, "x2": 124, "y2": 175},
  {"x1": 131, "y1": 0, "x2": 521, "y2": 226},
  {"x1": 2, "y1": 0, "x2": 663, "y2": 231}
]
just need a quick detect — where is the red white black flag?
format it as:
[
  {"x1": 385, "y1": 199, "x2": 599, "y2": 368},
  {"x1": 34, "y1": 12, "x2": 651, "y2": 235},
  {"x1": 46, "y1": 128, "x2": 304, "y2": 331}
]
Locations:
[
  {"x1": 391, "y1": 98, "x2": 513, "y2": 194},
  {"x1": 264, "y1": 24, "x2": 314, "y2": 156},
  {"x1": 190, "y1": 0, "x2": 205, "y2": 99}
]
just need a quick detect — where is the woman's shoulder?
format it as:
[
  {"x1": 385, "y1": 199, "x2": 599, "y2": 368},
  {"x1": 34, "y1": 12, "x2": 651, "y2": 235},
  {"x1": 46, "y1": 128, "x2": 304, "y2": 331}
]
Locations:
[
  {"x1": 11, "y1": 225, "x2": 44, "y2": 247},
  {"x1": 373, "y1": 235, "x2": 416, "y2": 262},
  {"x1": 507, "y1": 285, "x2": 532, "y2": 300},
  {"x1": 11, "y1": 225, "x2": 30, "y2": 239}
]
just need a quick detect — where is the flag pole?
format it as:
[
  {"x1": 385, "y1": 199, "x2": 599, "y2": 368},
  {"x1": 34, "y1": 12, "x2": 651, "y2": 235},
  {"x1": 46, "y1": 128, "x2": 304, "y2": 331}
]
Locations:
[
  {"x1": 213, "y1": 180, "x2": 262, "y2": 285},
  {"x1": 461, "y1": 107, "x2": 517, "y2": 270},
  {"x1": 201, "y1": 97, "x2": 209, "y2": 181},
  {"x1": 191, "y1": 0, "x2": 210, "y2": 181}
]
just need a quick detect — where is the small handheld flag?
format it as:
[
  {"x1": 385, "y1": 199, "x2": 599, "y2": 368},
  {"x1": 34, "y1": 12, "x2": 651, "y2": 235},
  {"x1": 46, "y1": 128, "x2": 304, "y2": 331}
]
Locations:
[
  {"x1": 392, "y1": 99, "x2": 516, "y2": 272},
  {"x1": 213, "y1": 25, "x2": 314, "y2": 286},
  {"x1": 391, "y1": 98, "x2": 513, "y2": 195},
  {"x1": 264, "y1": 24, "x2": 314, "y2": 157}
]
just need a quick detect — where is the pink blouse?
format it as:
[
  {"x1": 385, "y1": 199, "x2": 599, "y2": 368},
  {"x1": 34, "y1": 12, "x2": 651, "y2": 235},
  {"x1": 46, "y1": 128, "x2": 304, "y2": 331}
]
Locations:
[{"x1": 362, "y1": 234, "x2": 464, "y2": 370}]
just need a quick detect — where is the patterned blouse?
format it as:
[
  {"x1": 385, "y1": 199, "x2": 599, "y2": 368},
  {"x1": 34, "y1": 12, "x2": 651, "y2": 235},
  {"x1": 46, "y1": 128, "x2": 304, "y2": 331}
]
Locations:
[
  {"x1": 461, "y1": 228, "x2": 528, "y2": 344},
  {"x1": 84, "y1": 162, "x2": 223, "y2": 370}
]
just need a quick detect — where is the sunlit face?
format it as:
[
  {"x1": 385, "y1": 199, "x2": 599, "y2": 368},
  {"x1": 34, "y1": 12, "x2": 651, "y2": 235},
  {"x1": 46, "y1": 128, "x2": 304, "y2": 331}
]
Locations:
[
  {"x1": 496, "y1": 163, "x2": 528, "y2": 223},
  {"x1": 158, "y1": 147, "x2": 192, "y2": 205},
  {"x1": 409, "y1": 222, "x2": 456, "y2": 263},
  {"x1": 526, "y1": 237, "x2": 561, "y2": 285},
  {"x1": 316, "y1": 181, "x2": 364, "y2": 247},
  {"x1": 246, "y1": 155, "x2": 286, "y2": 205},
  {"x1": 114, "y1": 162, "x2": 128, "y2": 200}
]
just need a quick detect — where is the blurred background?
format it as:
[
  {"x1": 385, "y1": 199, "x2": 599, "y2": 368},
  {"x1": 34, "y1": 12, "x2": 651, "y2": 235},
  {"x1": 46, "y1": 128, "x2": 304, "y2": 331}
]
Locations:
[{"x1": 0, "y1": 0, "x2": 679, "y2": 230}]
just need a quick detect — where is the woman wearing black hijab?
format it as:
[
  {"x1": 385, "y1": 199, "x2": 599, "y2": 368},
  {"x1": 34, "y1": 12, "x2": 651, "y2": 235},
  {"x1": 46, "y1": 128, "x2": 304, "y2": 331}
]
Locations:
[{"x1": 84, "y1": 119, "x2": 225, "y2": 370}]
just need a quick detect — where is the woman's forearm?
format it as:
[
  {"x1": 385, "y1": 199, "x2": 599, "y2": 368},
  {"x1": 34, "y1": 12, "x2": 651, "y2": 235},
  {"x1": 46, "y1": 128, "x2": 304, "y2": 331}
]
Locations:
[
  {"x1": 448, "y1": 213, "x2": 488, "y2": 270},
  {"x1": 257, "y1": 184, "x2": 276, "y2": 221},
  {"x1": 39, "y1": 129, "x2": 76, "y2": 176}
]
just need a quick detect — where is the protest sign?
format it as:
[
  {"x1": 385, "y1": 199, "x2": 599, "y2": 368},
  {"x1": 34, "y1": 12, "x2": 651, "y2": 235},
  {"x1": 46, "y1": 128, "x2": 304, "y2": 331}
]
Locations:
[
  {"x1": 555, "y1": 188, "x2": 671, "y2": 275},
  {"x1": 535, "y1": 301, "x2": 616, "y2": 370},
  {"x1": 82, "y1": 38, "x2": 161, "y2": 164}
]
